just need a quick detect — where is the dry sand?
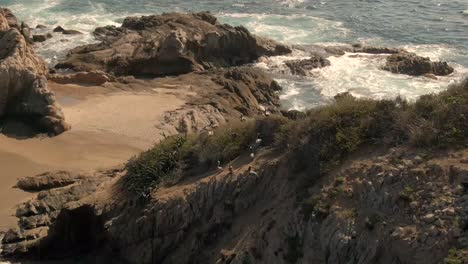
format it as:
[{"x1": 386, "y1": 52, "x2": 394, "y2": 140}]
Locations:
[{"x1": 0, "y1": 82, "x2": 185, "y2": 231}]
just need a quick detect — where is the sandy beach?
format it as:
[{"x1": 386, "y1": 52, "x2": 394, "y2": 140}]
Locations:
[{"x1": 0, "y1": 82, "x2": 185, "y2": 231}]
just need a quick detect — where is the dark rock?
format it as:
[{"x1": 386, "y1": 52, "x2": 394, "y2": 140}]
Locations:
[
  {"x1": 62, "y1": 29, "x2": 82, "y2": 35},
  {"x1": 53, "y1": 26, "x2": 65, "y2": 33},
  {"x1": 285, "y1": 56, "x2": 330, "y2": 76},
  {"x1": 35, "y1": 24, "x2": 47, "y2": 29},
  {"x1": 353, "y1": 45, "x2": 402, "y2": 54},
  {"x1": 55, "y1": 12, "x2": 291, "y2": 76},
  {"x1": 32, "y1": 33, "x2": 52, "y2": 42},
  {"x1": 383, "y1": 53, "x2": 454, "y2": 76},
  {"x1": 2, "y1": 228, "x2": 24, "y2": 244},
  {"x1": 20, "y1": 22, "x2": 32, "y2": 44}
]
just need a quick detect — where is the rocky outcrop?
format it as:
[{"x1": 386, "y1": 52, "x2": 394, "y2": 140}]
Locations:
[
  {"x1": 0, "y1": 8, "x2": 69, "y2": 136},
  {"x1": 156, "y1": 67, "x2": 282, "y2": 134},
  {"x1": 383, "y1": 53, "x2": 454, "y2": 76},
  {"x1": 55, "y1": 12, "x2": 291, "y2": 76},
  {"x1": 285, "y1": 56, "x2": 330, "y2": 76},
  {"x1": 16, "y1": 171, "x2": 85, "y2": 192}
]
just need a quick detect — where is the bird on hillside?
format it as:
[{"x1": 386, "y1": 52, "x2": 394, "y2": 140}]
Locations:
[{"x1": 217, "y1": 160, "x2": 223, "y2": 171}]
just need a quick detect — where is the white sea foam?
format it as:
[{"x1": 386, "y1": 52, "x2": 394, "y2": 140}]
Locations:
[
  {"x1": 218, "y1": 13, "x2": 350, "y2": 44},
  {"x1": 257, "y1": 45, "x2": 468, "y2": 110}
]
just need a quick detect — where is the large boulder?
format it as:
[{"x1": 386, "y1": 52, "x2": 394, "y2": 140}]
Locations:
[
  {"x1": 56, "y1": 12, "x2": 291, "y2": 76},
  {"x1": 383, "y1": 53, "x2": 454, "y2": 76},
  {"x1": 0, "y1": 8, "x2": 69, "y2": 135}
]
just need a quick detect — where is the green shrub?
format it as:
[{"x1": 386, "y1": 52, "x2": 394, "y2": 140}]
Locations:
[
  {"x1": 120, "y1": 117, "x2": 287, "y2": 199},
  {"x1": 444, "y1": 248, "x2": 468, "y2": 264},
  {"x1": 122, "y1": 136, "x2": 193, "y2": 198}
]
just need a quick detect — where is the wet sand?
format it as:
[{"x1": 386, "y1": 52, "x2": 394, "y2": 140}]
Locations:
[{"x1": 0, "y1": 83, "x2": 185, "y2": 231}]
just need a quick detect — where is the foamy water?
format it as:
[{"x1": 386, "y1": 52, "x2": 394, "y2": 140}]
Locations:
[{"x1": 2, "y1": 0, "x2": 467, "y2": 110}]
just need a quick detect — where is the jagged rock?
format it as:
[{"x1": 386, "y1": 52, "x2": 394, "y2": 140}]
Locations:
[
  {"x1": 1, "y1": 8, "x2": 18, "y2": 30},
  {"x1": 2, "y1": 228, "x2": 24, "y2": 244},
  {"x1": 48, "y1": 71, "x2": 114, "y2": 86},
  {"x1": 284, "y1": 56, "x2": 330, "y2": 76},
  {"x1": 16, "y1": 171, "x2": 82, "y2": 192},
  {"x1": 0, "y1": 8, "x2": 69, "y2": 136},
  {"x1": 383, "y1": 53, "x2": 454, "y2": 76},
  {"x1": 352, "y1": 44, "x2": 403, "y2": 54},
  {"x1": 53, "y1": 25, "x2": 82, "y2": 35},
  {"x1": 53, "y1": 26, "x2": 65, "y2": 33},
  {"x1": 55, "y1": 12, "x2": 291, "y2": 76},
  {"x1": 157, "y1": 67, "x2": 282, "y2": 134}
]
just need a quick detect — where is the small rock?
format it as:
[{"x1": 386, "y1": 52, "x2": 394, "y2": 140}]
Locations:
[
  {"x1": 53, "y1": 25, "x2": 65, "y2": 32},
  {"x1": 32, "y1": 33, "x2": 52, "y2": 43},
  {"x1": 422, "y1": 213, "x2": 436, "y2": 223},
  {"x1": 442, "y1": 207, "x2": 455, "y2": 216},
  {"x1": 35, "y1": 24, "x2": 47, "y2": 29},
  {"x1": 410, "y1": 201, "x2": 419, "y2": 209}
]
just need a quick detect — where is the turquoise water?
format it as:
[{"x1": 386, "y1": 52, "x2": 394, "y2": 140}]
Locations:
[{"x1": 2, "y1": 0, "x2": 468, "y2": 109}]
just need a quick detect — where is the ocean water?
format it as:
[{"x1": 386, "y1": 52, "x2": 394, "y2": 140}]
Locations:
[{"x1": 2, "y1": 0, "x2": 468, "y2": 110}]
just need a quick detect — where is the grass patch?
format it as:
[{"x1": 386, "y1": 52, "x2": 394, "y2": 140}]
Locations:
[{"x1": 444, "y1": 248, "x2": 468, "y2": 264}]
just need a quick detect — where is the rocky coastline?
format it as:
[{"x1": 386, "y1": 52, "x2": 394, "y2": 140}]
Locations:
[{"x1": 1, "y1": 8, "x2": 467, "y2": 264}]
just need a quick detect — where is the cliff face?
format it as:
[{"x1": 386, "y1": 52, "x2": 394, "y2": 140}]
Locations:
[
  {"x1": 2, "y1": 147, "x2": 468, "y2": 264},
  {"x1": 0, "y1": 8, "x2": 69, "y2": 136}
]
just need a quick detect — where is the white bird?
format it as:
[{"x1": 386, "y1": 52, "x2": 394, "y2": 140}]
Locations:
[
  {"x1": 217, "y1": 160, "x2": 223, "y2": 171},
  {"x1": 208, "y1": 130, "x2": 214, "y2": 136},
  {"x1": 250, "y1": 152, "x2": 255, "y2": 159}
]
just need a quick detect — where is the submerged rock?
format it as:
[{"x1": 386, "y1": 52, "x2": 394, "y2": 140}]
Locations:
[
  {"x1": 0, "y1": 8, "x2": 70, "y2": 136},
  {"x1": 383, "y1": 53, "x2": 454, "y2": 76},
  {"x1": 56, "y1": 12, "x2": 291, "y2": 76}
]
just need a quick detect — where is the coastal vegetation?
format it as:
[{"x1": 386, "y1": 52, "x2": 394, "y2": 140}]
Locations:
[{"x1": 122, "y1": 78, "x2": 468, "y2": 198}]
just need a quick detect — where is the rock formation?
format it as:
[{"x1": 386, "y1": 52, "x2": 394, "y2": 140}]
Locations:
[
  {"x1": 156, "y1": 67, "x2": 282, "y2": 134},
  {"x1": 285, "y1": 56, "x2": 331, "y2": 76},
  {"x1": 0, "y1": 8, "x2": 69, "y2": 136},
  {"x1": 55, "y1": 12, "x2": 291, "y2": 76},
  {"x1": 383, "y1": 53, "x2": 454, "y2": 76}
]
